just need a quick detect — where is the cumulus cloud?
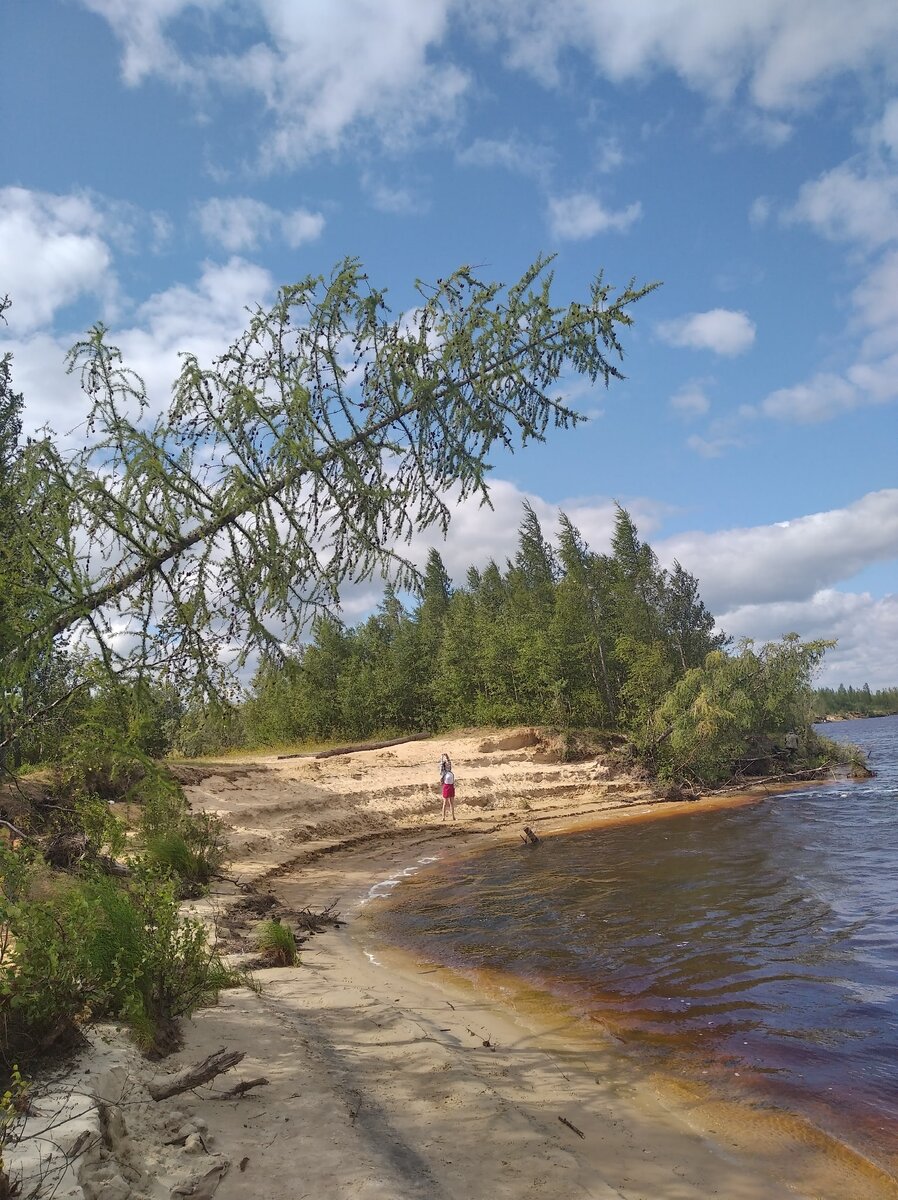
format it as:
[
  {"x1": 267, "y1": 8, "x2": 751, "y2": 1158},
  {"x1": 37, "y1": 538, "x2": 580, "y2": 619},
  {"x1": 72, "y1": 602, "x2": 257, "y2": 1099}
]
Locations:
[
  {"x1": 0, "y1": 187, "x2": 118, "y2": 333},
  {"x1": 361, "y1": 175, "x2": 429, "y2": 215},
  {"x1": 112, "y1": 257, "x2": 275, "y2": 407},
  {"x1": 658, "y1": 489, "x2": 898, "y2": 611},
  {"x1": 197, "y1": 197, "x2": 324, "y2": 252},
  {"x1": 788, "y1": 163, "x2": 898, "y2": 248},
  {"x1": 547, "y1": 192, "x2": 642, "y2": 240},
  {"x1": 84, "y1": 0, "x2": 466, "y2": 166},
  {"x1": 757, "y1": 136, "x2": 898, "y2": 425},
  {"x1": 749, "y1": 195, "x2": 772, "y2": 227},
  {"x1": 657, "y1": 309, "x2": 756, "y2": 356},
  {"x1": 456, "y1": 134, "x2": 552, "y2": 181},
  {"x1": 4, "y1": 256, "x2": 277, "y2": 438},
  {"x1": 759, "y1": 372, "x2": 863, "y2": 422},
  {"x1": 401, "y1": 478, "x2": 666, "y2": 583},
  {"x1": 470, "y1": 0, "x2": 898, "y2": 111},
  {"x1": 718, "y1": 590, "x2": 898, "y2": 688},
  {"x1": 82, "y1": 0, "x2": 898, "y2": 172}
]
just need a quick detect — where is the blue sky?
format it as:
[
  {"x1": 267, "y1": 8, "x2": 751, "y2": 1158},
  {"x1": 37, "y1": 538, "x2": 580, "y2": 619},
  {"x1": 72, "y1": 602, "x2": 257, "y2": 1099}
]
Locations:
[{"x1": 3, "y1": 1, "x2": 898, "y2": 686}]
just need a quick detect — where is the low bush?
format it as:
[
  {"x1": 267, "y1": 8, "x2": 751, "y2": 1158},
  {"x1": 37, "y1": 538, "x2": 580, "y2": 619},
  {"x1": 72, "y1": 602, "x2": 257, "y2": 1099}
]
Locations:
[{"x1": 0, "y1": 847, "x2": 237, "y2": 1067}]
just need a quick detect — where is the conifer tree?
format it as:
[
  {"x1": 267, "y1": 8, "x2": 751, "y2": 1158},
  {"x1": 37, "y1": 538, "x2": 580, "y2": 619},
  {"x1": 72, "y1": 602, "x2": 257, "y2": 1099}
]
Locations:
[{"x1": 1, "y1": 260, "x2": 657, "y2": 759}]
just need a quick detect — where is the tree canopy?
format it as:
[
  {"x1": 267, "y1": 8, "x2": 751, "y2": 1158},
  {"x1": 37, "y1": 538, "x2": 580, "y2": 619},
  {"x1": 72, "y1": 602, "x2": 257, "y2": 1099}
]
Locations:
[{"x1": 0, "y1": 260, "x2": 658, "y2": 759}]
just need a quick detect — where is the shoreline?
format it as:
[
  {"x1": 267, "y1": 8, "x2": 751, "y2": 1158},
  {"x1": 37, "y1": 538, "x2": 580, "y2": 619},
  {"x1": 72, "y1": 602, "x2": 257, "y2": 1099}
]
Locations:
[
  {"x1": 14, "y1": 730, "x2": 894, "y2": 1199},
  {"x1": 193, "y1": 734, "x2": 897, "y2": 1199}
]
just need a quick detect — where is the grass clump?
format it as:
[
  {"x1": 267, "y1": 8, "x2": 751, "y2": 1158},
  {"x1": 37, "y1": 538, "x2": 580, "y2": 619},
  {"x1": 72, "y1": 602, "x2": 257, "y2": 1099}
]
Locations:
[
  {"x1": 255, "y1": 919, "x2": 298, "y2": 967},
  {"x1": 140, "y1": 788, "x2": 228, "y2": 898}
]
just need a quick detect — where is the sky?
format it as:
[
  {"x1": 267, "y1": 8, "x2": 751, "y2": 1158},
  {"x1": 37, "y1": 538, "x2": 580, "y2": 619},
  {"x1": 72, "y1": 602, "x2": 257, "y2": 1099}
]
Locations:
[{"x1": 2, "y1": 0, "x2": 898, "y2": 688}]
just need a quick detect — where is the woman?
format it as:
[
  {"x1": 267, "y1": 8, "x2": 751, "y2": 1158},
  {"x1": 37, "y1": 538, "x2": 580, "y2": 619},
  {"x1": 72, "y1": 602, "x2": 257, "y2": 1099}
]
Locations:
[{"x1": 441, "y1": 766, "x2": 456, "y2": 821}]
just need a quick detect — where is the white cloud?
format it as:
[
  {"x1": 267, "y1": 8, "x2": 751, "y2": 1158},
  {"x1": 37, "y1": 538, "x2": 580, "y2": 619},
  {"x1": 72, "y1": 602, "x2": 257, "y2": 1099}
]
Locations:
[
  {"x1": 686, "y1": 432, "x2": 744, "y2": 458},
  {"x1": 85, "y1": 0, "x2": 466, "y2": 166},
  {"x1": 657, "y1": 309, "x2": 756, "y2": 356},
  {"x1": 0, "y1": 331, "x2": 86, "y2": 438},
  {"x1": 0, "y1": 187, "x2": 118, "y2": 333},
  {"x1": 659, "y1": 489, "x2": 898, "y2": 611},
  {"x1": 402, "y1": 478, "x2": 666, "y2": 583},
  {"x1": 197, "y1": 197, "x2": 324, "y2": 252},
  {"x1": 4, "y1": 257, "x2": 277, "y2": 439},
  {"x1": 470, "y1": 0, "x2": 898, "y2": 112},
  {"x1": 82, "y1": 0, "x2": 898, "y2": 173},
  {"x1": 547, "y1": 192, "x2": 642, "y2": 240},
  {"x1": 788, "y1": 163, "x2": 898, "y2": 248},
  {"x1": 413, "y1": 482, "x2": 898, "y2": 687},
  {"x1": 670, "y1": 382, "x2": 711, "y2": 417},
  {"x1": 361, "y1": 175, "x2": 429, "y2": 216},
  {"x1": 759, "y1": 371, "x2": 861, "y2": 422},
  {"x1": 595, "y1": 136, "x2": 625, "y2": 173},
  {"x1": 749, "y1": 195, "x2": 772, "y2": 227},
  {"x1": 104, "y1": 257, "x2": 275, "y2": 411},
  {"x1": 872, "y1": 98, "x2": 898, "y2": 157},
  {"x1": 718, "y1": 590, "x2": 898, "y2": 689}
]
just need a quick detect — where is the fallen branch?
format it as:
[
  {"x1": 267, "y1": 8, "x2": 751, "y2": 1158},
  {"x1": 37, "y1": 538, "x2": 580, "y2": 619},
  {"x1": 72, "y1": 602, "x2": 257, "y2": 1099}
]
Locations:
[
  {"x1": 216, "y1": 1077, "x2": 269, "y2": 1100},
  {"x1": 521, "y1": 826, "x2": 541, "y2": 846},
  {"x1": 558, "y1": 1115, "x2": 585, "y2": 1138},
  {"x1": 0, "y1": 818, "x2": 28, "y2": 840},
  {"x1": 149, "y1": 1049, "x2": 245, "y2": 1101}
]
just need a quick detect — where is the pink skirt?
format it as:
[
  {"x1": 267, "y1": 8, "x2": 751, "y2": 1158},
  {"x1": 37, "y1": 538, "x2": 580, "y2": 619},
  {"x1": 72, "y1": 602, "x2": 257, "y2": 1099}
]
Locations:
[{"x1": 442, "y1": 784, "x2": 455, "y2": 799}]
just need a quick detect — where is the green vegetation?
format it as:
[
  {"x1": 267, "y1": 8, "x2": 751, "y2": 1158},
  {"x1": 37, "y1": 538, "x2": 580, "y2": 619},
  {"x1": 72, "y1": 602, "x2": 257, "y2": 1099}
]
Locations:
[
  {"x1": 237, "y1": 504, "x2": 832, "y2": 788},
  {"x1": 0, "y1": 844, "x2": 235, "y2": 1068},
  {"x1": 813, "y1": 683, "x2": 898, "y2": 720},
  {"x1": 255, "y1": 919, "x2": 298, "y2": 967}
]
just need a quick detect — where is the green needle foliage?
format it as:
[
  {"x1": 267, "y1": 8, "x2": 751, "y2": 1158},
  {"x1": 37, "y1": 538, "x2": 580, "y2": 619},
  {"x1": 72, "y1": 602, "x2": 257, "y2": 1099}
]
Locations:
[{"x1": 0, "y1": 261, "x2": 657, "y2": 760}]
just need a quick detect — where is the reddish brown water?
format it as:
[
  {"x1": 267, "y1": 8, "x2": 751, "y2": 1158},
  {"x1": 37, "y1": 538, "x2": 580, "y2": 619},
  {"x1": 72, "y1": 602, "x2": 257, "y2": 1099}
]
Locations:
[{"x1": 370, "y1": 717, "x2": 898, "y2": 1175}]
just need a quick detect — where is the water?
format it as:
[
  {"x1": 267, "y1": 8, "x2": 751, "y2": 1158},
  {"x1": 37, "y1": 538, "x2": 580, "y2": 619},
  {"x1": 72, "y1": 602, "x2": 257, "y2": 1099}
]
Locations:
[{"x1": 370, "y1": 716, "x2": 898, "y2": 1169}]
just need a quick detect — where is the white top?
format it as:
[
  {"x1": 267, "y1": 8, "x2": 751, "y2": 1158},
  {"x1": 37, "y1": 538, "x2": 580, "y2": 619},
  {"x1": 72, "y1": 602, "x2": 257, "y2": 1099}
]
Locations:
[{"x1": 443, "y1": 771, "x2": 455, "y2": 786}]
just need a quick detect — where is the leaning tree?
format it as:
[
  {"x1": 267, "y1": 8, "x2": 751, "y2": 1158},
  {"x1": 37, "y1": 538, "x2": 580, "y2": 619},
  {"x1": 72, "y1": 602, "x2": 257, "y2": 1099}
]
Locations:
[{"x1": 0, "y1": 258, "x2": 657, "y2": 757}]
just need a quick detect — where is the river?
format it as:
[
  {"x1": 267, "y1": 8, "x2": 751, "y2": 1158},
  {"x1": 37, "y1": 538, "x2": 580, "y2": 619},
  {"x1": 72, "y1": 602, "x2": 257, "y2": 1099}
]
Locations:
[{"x1": 370, "y1": 716, "x2": 898, "y2": 1174}]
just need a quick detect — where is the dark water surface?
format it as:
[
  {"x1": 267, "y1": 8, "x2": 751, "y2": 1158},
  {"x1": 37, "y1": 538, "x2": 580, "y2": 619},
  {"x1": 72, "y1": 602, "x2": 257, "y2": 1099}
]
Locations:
[{"x1": 371, "y1": 716, "x2": 898, "y2": 1167}]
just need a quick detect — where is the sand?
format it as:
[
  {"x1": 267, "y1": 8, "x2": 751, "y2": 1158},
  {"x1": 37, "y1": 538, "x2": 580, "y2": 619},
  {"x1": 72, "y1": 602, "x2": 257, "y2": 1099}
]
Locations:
[{"x1": 10, "y1": 729, "x2": 898, "y2": 1200}]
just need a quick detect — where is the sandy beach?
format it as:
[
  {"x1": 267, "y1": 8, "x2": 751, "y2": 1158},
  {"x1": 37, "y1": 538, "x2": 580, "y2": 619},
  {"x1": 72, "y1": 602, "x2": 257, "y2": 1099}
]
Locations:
[{"x1": 13, "y1": 730, "x2": 898, "y2": 1200}]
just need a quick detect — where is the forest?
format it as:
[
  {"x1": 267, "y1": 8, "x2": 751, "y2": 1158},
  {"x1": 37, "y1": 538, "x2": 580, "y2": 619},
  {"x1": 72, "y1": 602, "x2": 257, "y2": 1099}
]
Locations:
[
  {"x1": 236, "y1": 503, "x2": 834, "y2": 788},
  {"x1": 813, "y1": 684, "x2": 898, "y2": 719}
]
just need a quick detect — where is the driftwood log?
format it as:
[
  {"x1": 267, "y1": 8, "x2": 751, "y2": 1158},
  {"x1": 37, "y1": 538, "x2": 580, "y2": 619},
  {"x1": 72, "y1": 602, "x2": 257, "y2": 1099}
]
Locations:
[
  {"x1": 277, "y1": 732, "x2": 431, "y2": 761},
  {"x1": 149, "y1": 1049, "x2": 245, "y2": 1101},
  {"x1": 521, "y1": 826, "x2": 541, "y2": 846}
]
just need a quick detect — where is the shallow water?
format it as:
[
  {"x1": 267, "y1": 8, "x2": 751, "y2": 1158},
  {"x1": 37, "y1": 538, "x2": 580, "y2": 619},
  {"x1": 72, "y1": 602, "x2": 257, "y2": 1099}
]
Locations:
[{"x1": 370, "y1": 716, "x2": 898, "y2": 1169}]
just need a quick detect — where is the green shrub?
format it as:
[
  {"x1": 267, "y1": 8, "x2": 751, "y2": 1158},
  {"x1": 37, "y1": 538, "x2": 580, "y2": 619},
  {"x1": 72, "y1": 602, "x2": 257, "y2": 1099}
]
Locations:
[
  {"x1": 0, "y1": 850, "x2": 237, "y2": 1065},
  {"x1": 255, "y1": 919, "x2": 297, "y2": 967}
]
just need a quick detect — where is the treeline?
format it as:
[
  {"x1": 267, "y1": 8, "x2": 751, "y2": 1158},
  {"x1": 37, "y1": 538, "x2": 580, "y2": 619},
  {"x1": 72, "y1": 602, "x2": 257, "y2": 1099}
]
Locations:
[
  {"x1": 813, "y1": 684, "x2": 898, "y2": 719},
  {"x1": 242, "y1": 504, "x2": 724, "y2": 743},
  {"x1": 3, "y1": 502, "x2": 835, "y2": 788},
  {"x1": 229, "y1": 504, "x2": 832, "y2": 786}
]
